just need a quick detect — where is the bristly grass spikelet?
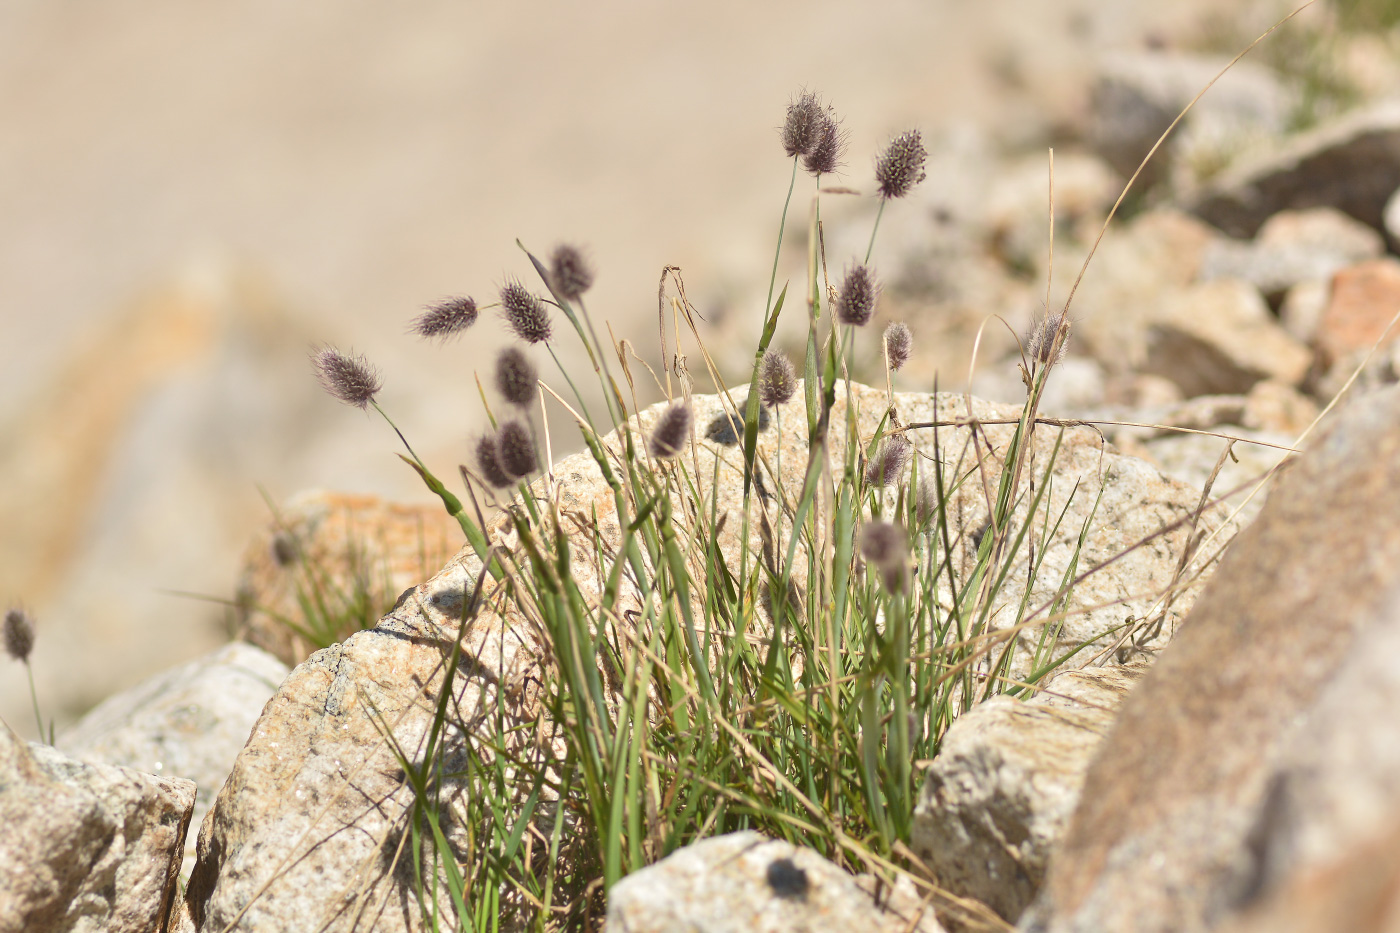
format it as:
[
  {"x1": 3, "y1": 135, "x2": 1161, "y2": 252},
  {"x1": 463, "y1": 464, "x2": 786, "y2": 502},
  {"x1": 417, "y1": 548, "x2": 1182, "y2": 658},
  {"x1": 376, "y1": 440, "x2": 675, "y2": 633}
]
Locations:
[
  {"x1": 496, "y1": 420, "x2": 538, "y2": 480},
  {"x1": 549, "y1": 244, "x2": 594, "y2": 301},
  {"x1": 874, "y1": 130, "x2": 928, "y2": 200},
  {"x1": 4, "y1": 607, "x2": 34, "y2": 663},
  {"x1": 311, "y1": 346, "x2": 382, "y2": 410},
  {"x1": 781, "y1": 90, "x2": 826, "y2": 158},
  {"x1": 475, "y1": 434, "x2": 515, "y2": 489},
  {"x1": 883, "y1": 322, "x2": 912, "y2": 371},
  {"x1": 1028, "y1": 310, "x2": 1070, "y2": 367},
  {"x1": 758, "y1": 349, "x2": 798, "y2": 408},
  {"x1": 648, "y1": 402, "x2": 692, "y2": 459},
  {"x1": 836, "y1": 264, "x2": 878, "y2": 326},
  {"x1": 411, "y1": 296, "x2": 478, "y2": 341},
  {"x1": 859, "y1": 520, "x2": 908, "y2": 593},
  {"x1": 864, "y1": 434, "x2": 912, "y2": 486},
  {"x1": 500, "y1": 279, "x2": 552, "y2": 344},
  {"x1": 495, "y1": 347, "x2": 538, "y2": 407},
  {"x1": 802, "y1": 102, "x2": 847, "y2": 177}
]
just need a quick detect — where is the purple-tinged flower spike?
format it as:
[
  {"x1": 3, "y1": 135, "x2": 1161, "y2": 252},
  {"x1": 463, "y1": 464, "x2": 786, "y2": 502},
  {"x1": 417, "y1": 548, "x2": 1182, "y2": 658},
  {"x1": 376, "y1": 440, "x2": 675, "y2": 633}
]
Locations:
[
  {"x1": 496, "y1": 420, "x2": 538, "y2": 480},
  {"x1": 1028, "y1": 311, "x2": 1070, "y2": 366},
  {"x1": 312, "y1": 346, "x2": 382, "y2": 410},
  {"x1": 860, "y1": 521, "x2": 909, "y2": 594},
  {"x1": 500, "y1": 280, "x2": 552, "y2": 344},
  {"x1": 874, "y1": 130, "x2": 928, "y2": 200},
  {"x1": 884, "y1": 322, "x2": 912, "y2": 372},
  {"x1": 865, "y1": 435, "x2": 912, "y2": 487},
  {"x1": 495, "y1": 347, "x2": 538, "y2": 408},
  {"x1": 475, "y1": 434, "x2": 515, "y2": 489},
  {"x1": 758, "y1": 349, "x2": 798, "y2": 408},
  {"x1": 549, "y1": 244, "x2": 594, "y2": 301},
  {"x1": 836, "y1": 264, "x2": 878, "y2": 326},
  {"x1": 411, "y1": 296, "x2": 478, "y2": 341},
  {"x1": 649, "y1": 403, "x2": 692, "y2": 460},
  {"x1": 802, "y1": 104, "x2": 847, "y2": 177},
  {"x1": 782, "y1": 90, "x2": 826, "y2": 158},
  {"x1": 4, "y1": 607, "x2": 34, "y2": 663}
]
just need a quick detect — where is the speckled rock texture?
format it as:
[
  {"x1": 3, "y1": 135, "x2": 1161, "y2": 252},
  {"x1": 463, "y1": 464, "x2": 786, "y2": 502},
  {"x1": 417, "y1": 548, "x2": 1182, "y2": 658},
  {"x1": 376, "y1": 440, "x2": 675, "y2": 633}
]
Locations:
[{"x1": 0, "y1": 720, "x2": 195, "y2": 933}]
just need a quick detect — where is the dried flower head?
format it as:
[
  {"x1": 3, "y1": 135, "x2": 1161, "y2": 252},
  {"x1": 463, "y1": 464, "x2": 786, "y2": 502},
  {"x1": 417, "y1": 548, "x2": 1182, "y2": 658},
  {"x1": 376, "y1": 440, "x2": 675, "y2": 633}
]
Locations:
[
  {"x1": 549, "y1": 244, "x2": 594, "y2": 301},
  {"x1": 496, "y1": 420, "x2": 538, "y2": 480},
  {"x1": 4, "y1": 607, "x2": 34, "y2": 663},
  {"x1": 802, "y1": 104, "x2": 847, "y2": 177},
  {"x1": 915, "y1": 476, "x2": 938, "y2": 529},
  {"x1": 883, "y1": 322, "x2": 912, "y2": 372},
  {"x1": 836, "y1": 264, "x2": 878, "y2": 326},
  {"x1": 495, "y1": 347, "x2": 538, "y2": 407},
  {"x1": 475, "y1": 434, "x2": 514, "y2": 489},
  {"x1": 865, "y1": 435, "x2": 912, "y2": 486},
  {"x1": 874, "y1": 130, "x2": 928, "y2": 200},
  {"x1": 312, "y1": 346, "x2": 381, "y2": 410},
  {"x1": 1028, "y1": 311, "x2": 1070, "y2": 366},
  {"x1": 500, "y1": 280, "x2": 552, "y2": 344},
  {"x1": 860, "y1": 521, "x2": 909, "y2": 593},
  {"x1": 781, "y1": 90, "x2": 826, "y2": 158},
  {"x1": 758, "y1": 349, "x2": 798, "y2": 408},
  {"x1": 411, "y1": 296, "x2": 478, "y2": 341},
  {"x1": 649, "y1": 402, "x2": 692, "y2": 460}
]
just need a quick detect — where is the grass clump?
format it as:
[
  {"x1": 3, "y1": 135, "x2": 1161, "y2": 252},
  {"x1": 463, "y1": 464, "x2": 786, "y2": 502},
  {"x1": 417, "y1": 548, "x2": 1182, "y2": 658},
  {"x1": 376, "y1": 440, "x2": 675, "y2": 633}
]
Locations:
[{"x1": 306, "y1": 83, "x2": 1231, "y2": 932}]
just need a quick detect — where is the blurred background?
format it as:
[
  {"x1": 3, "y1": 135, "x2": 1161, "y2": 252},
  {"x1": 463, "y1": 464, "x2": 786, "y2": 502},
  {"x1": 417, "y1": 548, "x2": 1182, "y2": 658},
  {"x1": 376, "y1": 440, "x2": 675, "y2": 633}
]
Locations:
[{"x1": 0, "y1": 0, "x2": 1317, "y2": 736}]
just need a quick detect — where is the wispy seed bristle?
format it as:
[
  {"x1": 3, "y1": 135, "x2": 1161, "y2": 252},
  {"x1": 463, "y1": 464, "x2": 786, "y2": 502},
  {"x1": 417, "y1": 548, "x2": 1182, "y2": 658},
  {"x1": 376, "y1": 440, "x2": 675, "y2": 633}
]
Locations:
[
  {"x1": 758, "y1": 349, "x2": 798, "y2": 408},
  {"x1": 411, "y1": 297, "x2": 478, "y2": 341},
  {"x1": 4, "y1": 607, "x2": 34, "y2": 663},
  {"x1": 1028, "y1": 311, "x2": 1070, "y2": 366},
  {"x1": 311, "y1": 346, "x2": 382, "y2": 409},
  {"x1": 802, "y1": 104, "x2": 847, "y2": 177},
  {"x1": 549, "y1": 245, "x2": 594, "y2": 301},
  {"x1": 500, "y1": 280, "x2": 552, "y2": 344},
  {"x1": 865, "y1": 435, "x2": 912, "y2": 486},
  {"x1": 884, "y1": 322, "x2": 912, "y2": 371},
  {"x1": 837, "y1": 265, "x2": 878, "y2": 326},
  {"x1": 649, "y1": 403, "x2": 692, "y2": 460},
  {"x1": 475, "y1": 434, "x2": 515, "y2": 489},
  {"x1": 782, "y1": 90, "x2": 825, "y2": 158},
  {"x1": 497, "y1": 420, "x2": 538, "y2": 480},
  {"x1": 874, "y1": 130, "x2": 928, "y2": 200},
  {"x1": 495, "y1": 347, "x2": 538, "y2": 407}
]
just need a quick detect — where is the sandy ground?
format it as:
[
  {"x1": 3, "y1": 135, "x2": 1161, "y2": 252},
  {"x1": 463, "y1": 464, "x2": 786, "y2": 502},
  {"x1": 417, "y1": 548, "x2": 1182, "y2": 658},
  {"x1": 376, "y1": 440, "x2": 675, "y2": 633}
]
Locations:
[{"x1": 0, "y1": 0, "x2": 1250, "y2": 737}]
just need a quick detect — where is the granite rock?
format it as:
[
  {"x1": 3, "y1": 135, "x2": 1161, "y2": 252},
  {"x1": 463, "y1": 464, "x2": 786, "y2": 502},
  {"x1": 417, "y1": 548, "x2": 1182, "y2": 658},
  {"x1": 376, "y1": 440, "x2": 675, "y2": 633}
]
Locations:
[{"x1": 0, "y1": 720, "x2": 195, "y2": 933}]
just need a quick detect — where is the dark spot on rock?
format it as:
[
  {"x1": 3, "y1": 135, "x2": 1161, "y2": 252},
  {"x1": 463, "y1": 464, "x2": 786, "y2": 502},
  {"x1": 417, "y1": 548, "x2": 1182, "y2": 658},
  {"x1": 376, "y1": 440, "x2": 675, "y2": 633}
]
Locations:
[
  {"x1": 704, "y1": 404, "x2": 770, "y2": 445},
  {"x1": 766, "y1": 856, "x2": 809, "y2": 900},
  {"x1": 271, "y1": 531, "x2": 300, "y2": 567}
]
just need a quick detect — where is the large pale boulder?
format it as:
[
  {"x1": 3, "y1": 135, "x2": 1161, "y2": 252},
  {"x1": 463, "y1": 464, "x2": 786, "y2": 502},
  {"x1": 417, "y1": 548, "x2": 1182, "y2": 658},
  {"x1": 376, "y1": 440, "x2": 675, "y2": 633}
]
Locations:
[
  {"x1": 0, "y1": 721, "x2": 195, "y2": 933},
  {"x1": 59, "y1": 642, "x2": 290, "y2": 878},
  {"x1": 176, "y1": 382, "x2": 1228, "y2": 930},
  {"x1": 1020, "y1": 384, "x2": 1400, "y2": 933},
  {"x1": 911, "y1": 662, "x2": 1147, "y2": 927}
]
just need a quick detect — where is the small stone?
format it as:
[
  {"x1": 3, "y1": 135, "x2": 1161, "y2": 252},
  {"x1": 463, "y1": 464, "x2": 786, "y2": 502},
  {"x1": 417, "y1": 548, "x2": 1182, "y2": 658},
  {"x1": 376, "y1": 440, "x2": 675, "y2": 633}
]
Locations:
[{"x1": 1314, "y1": 257, "x2": 1400, "y2": 370}]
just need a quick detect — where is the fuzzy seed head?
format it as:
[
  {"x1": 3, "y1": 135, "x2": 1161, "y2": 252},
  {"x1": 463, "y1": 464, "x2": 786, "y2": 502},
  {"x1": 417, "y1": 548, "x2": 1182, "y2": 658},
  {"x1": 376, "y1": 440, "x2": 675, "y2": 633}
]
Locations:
[
  {"x1": 837, "y1": 264, "x2": 878, "y2": 326},
  {"x1": 915, "y1": 479, "x2": 938, "y2": 529},
  {"x1": 475, "y1": 434, "x2": 515, "y2": 489},
  {"x1": 495, "y1": 347, "x2": 538, "y2": 407},
  {"x1": 549, "y1": 244, "x2": 594, "y2": 301},
  {"x1": 496, "y1": 420, "x2": 538, "y2": 480},
  {"x1": 1028, "y1": 311, "x2": 1070, "y2": 366},
  {"x1": 4, "y1": 607, "x2": 34, "y2": 663},
  {"x1": 865, "y1": 435, "x2": 912, "y2": 486},
  {"x1": 312, "y1": 346, "x2": 381, "y2": 409},
  {"x1": 802, "y1": 104, "x2": 847, "y2": 177},
  {"x1": 412, "y1": 296, "x2": 478, "y2": 341},
  {"x1": 500, "y1": 280, "x2": 552, "y2": 344},
  {"x1": 649, "y1": 403, "x2": 692, "y2": 460},
  {"x1": 860, "y1": 521, "x2": 908, "y2": 593},
  {"x1": 781, "y1": 91, "x2": 825, "y2": 158},
  {"x1": 875, "y1": 130, "x2": 928, "y2": 200},
  {"x1": 884, "y1": 322, "x2": 912, "y2": 372},
  {"x1": 758, "y1": 349, "x2": 798, "y2": 408}
]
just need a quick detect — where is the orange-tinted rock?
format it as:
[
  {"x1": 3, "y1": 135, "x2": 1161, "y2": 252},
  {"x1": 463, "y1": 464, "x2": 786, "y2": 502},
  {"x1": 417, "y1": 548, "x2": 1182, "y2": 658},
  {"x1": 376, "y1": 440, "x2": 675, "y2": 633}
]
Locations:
[{"x1": 1315, "y1": 257, "x2": 1400, "y2": 368}]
